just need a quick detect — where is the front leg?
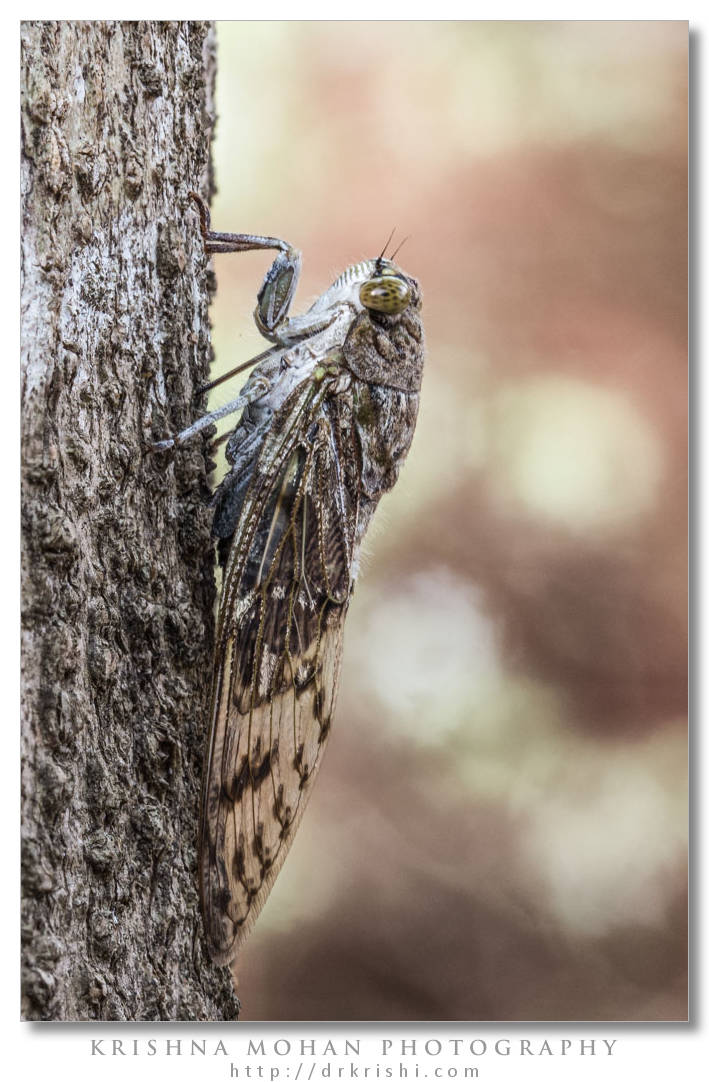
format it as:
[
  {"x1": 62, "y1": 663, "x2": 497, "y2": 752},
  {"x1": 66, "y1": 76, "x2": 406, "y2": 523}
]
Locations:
[{"x1": 190, "y1": 192, "x2": 335, "y2": 346}]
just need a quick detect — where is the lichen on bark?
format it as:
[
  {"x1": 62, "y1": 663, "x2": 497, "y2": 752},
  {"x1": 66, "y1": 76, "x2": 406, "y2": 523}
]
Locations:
[{"x1": 21, "y1": 20, "x2": 239, "y2": 1021}]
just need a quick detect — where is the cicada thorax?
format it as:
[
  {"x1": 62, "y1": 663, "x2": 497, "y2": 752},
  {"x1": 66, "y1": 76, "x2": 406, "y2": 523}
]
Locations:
[{"x1": 342, "y1": 276, "x2": 425, "y2": 504}]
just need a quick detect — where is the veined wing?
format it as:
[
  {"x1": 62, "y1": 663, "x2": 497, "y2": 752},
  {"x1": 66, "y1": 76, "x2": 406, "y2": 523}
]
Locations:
[{"x1": 199, "y1": 369, "x2": 357, "y2": 965}]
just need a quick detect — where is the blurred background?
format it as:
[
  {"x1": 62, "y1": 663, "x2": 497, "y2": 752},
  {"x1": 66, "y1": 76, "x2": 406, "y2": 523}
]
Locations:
[{"x1": 206, "y1": 21, "x2": 687, "y2": 1021}]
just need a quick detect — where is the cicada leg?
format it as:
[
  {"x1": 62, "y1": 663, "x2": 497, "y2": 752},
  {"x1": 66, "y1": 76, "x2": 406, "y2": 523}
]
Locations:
[
  {"x1": 150, "y1": 376, "x2": 270, "y2": 452},
  {"x1": 189, "y1": 191, "x2": 299, "y2": 338},
  {"x1": 189, "y1": 192, "x2": 336, "y2": 347}
]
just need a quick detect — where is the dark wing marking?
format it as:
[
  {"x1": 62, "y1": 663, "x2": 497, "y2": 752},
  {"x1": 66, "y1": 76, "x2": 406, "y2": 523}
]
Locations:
[{"x1": 199, "y1": 372, "x2": 357, "y2": 964}]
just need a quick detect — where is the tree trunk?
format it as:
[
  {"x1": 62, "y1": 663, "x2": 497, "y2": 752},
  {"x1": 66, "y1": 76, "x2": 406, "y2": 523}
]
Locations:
[{"x1": 21, "y1": 20, "x2": 239, "y2": 1021}]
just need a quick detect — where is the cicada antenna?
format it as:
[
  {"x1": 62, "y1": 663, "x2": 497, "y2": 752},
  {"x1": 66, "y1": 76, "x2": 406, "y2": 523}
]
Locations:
[
  {"x1": 375, "y1": 226, "x2": 397, "y2": 273},
  {"x1": 389, "y1": 235, "x2": 410, "y2": 264}
]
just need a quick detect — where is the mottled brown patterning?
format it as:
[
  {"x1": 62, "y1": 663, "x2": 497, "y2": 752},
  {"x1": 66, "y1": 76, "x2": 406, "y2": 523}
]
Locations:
[{"x1": 154, "y1": 196, "x2": 424, "y2": 965}]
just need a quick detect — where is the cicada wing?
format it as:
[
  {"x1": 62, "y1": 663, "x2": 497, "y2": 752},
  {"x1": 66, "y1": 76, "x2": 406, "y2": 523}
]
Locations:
[{"x1": 199, "y1": 380, "x2": 356, "y2": 965}]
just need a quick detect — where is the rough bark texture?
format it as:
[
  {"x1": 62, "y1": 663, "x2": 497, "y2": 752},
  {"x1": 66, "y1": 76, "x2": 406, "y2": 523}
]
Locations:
[{"x1": 21, "y1": 20, "x2": 240, "y2": 1021}]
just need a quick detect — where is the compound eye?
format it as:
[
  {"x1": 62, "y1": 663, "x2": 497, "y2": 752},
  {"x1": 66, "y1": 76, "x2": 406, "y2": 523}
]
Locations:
[{"x1": 360, "y1": 276, "x2": 411, "y2": 315}]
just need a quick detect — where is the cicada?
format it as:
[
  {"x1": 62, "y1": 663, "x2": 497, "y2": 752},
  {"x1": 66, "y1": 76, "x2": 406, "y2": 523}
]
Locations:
[{"x1": 155, "y1": 193, "x2": 424, "y2": 965}]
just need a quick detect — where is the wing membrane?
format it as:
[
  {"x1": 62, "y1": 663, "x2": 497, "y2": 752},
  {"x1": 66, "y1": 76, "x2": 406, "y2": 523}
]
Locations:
[{"x1": 199, "y1": 374, "x2": 356, "y2": 964}]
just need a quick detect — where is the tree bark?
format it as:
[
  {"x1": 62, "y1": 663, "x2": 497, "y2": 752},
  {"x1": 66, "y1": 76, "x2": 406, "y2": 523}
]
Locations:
[{"x1": 21, "y1": 20, "x2": 239, "y2": 1021}]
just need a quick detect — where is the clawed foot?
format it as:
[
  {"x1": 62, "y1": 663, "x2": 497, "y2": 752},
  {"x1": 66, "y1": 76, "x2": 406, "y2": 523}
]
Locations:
[{"x1": 189, "y1": 190, "x2": 211, "y2": 240}]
